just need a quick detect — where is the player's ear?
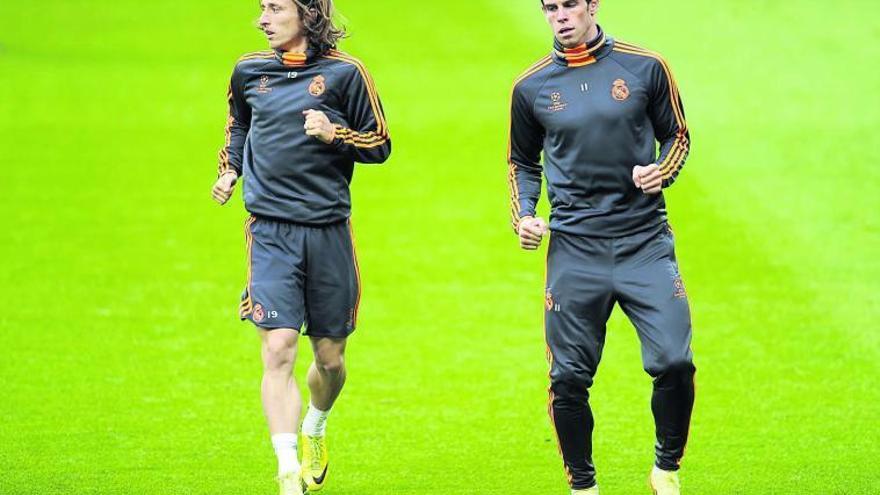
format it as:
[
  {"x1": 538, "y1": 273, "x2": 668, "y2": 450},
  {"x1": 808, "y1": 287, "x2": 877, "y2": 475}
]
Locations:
[{"x1": 588, "y1": 0, "x2": 599, "y2": 17}]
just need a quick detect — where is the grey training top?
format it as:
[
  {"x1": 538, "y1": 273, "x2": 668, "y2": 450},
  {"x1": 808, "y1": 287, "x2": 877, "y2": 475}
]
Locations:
[
  {"x1": 508, "y1": 27, "x2": 690, "y2": 237},
  {"x1": 219, "y1": 48, "x2": 391, "y2": 225}
]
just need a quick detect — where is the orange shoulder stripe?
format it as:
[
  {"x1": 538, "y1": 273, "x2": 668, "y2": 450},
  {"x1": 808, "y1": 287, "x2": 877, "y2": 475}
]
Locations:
[
  {"x1": 324, "y1": 50, "x2": 389, "y2": 140},
  {"x1": 612, "y1": 41, "x2": 686, "y2": 130},
  {"x1": 236, "y1": 50, "x2": 275, "y2": 63}
]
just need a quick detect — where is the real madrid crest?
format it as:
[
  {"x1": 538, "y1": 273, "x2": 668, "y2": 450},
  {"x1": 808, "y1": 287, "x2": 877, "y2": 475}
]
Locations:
[
  {"x1": 253, "y1": 303, "x2": 265, "y2": 323},
  {"x1": 611, "y1": 78, "x2": 630, "y2": 101},
  {"x1": 545, "y1": 288, "x2": 560, "y2": 312},
  {"x1": 309, "y1": 75, "x2": 326, "y2": 97}
]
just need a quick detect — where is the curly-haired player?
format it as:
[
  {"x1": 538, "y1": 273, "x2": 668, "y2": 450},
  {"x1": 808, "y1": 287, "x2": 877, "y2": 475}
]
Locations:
[{"x1": 213, "y1": 1, "x2": 390, "y2": 493}]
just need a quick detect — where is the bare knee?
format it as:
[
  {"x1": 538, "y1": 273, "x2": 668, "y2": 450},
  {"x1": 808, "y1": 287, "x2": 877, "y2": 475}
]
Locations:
[
  {"x1": 311, "y1": 338, "x2": 346, "y2": 376},
  {"x1": 262, "y1": 330, "x2": 298, "y2": 372},
  {"x1": 314, "y1": 352, "x2": 345, "y2": 375}
]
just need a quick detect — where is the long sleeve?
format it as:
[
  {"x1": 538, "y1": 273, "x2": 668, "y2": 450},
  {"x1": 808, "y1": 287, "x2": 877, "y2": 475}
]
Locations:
[
  {"x1": 217, "y1": 65, "x2": 251, "y2": 177},
  {"x1": 648, "y1": 57, "x2": 689, "y2": 188},
  {"x1": 508, "y1": 84, "x2": 545, "y2": 232},
  {"x1": 332, "y1": 63, "x2": 391, "y2": 164}
]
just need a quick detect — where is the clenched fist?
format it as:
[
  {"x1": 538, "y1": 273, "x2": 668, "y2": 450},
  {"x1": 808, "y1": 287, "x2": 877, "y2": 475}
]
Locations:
[
  {"x1": 518, "y1": 216, "x2": 548, "y2": 250},
  {"x1": 632, "y1": 164, "x2": 663, "y2": 194},
  {"x1": 211, "y1": 171, "x2": 238, "y2": 205},
  {"x1": 303, "y1": 109, "x2": 336, "y2": 144}
]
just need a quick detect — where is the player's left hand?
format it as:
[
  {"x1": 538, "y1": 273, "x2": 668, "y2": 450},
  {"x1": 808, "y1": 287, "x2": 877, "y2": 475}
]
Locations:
[
  {"x1": 632, "y1": 164, "x2": 663, "y2": 194},
  {"x1": 303, "y1": 109, "x2": 336, "y2": 144}
]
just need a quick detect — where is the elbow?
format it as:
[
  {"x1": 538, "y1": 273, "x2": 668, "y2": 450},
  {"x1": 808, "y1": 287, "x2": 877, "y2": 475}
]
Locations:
[
  {"x1": 367, "y1": 141, "x2": 392, "y2": 164},
  {"x1": 348, "y1": 131, "x2": 391, "y2": 163}
]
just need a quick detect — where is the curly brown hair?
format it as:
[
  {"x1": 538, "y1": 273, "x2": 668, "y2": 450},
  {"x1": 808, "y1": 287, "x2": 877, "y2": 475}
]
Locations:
[{"x1": 292, "y1": 0, "x2": 347, "y2": 55}]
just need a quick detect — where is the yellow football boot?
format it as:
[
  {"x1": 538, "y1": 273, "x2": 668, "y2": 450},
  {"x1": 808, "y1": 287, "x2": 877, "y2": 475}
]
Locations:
[
  {"x1": 277, "y1": 470, "x2": 303, "y2": 495},
  {"x1": 649, "y1": 466, "x2": 681, "y2": 495},
  {"x1": 300, "y1": 434, "x2": 329, "y2": 492}
]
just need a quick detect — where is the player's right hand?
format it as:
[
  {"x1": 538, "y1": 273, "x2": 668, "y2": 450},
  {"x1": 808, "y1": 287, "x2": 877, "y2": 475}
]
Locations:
[
  {"x1": 632, "y1": 164, "x2": 662, "y2": 194},
  {"x1": 211, "y1": 171, "x2": 238, "y2": 205},
  {"x1": 518, "y1": 216, "x2": 548, "y2": 250}
]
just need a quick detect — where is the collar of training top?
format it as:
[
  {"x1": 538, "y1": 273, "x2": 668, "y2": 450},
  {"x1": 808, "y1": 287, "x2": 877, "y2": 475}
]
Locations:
[
  {"x1": 274, "y1": 47, "x2": 320, "y2": 67},
  {"x1": 553, "y1": 26, "x2": 610, "y2": 67}
]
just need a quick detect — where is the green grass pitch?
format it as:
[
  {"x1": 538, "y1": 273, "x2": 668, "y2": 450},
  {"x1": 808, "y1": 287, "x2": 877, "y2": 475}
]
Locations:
[{"x1": 1, "y1": 0, "x2": 878, "y2": 493}]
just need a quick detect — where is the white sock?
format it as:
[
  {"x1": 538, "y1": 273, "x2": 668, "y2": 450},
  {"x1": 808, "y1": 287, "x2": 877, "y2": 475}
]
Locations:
[
  {"x1": 271, "y1": 433, "x2": 299, "y2": 475},
  {"x1": 301, "y1": 403, "x2": 330, "y2": 437},
  {"x1": 653, "y1": 465, "x2": 675, "y2": 475},
  {"x1": 572, "y1": 486, "x2": 599, "y2": 495}
]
